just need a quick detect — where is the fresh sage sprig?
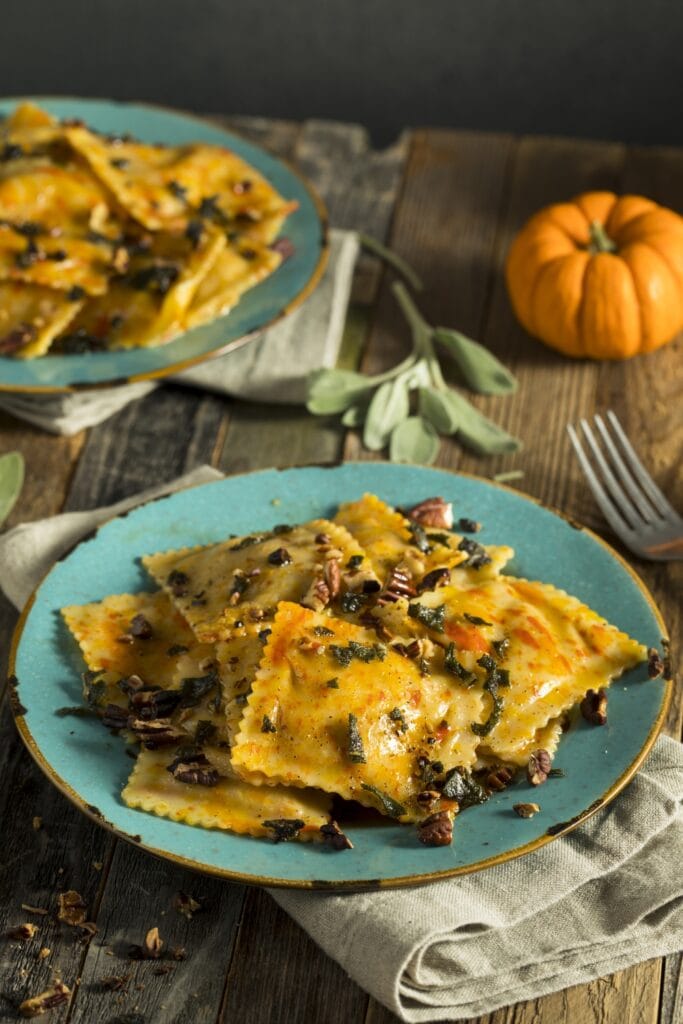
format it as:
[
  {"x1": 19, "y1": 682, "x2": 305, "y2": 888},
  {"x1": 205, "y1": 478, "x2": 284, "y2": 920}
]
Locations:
[
  {"x1": 306, "y1": 242, "x2": 521, "y2": 465},
  {"x1": 0, "y1": 451, "x2": 24, "y2": 527}
]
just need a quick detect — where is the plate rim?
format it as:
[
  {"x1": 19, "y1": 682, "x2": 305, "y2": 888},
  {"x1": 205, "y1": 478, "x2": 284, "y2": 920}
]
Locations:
[
  {"x1": 8, "y1": 463, "x2": 673, "y2": 890},
  {"x1": 0, "y1": 95, "x2": 329, "y2": 394}
]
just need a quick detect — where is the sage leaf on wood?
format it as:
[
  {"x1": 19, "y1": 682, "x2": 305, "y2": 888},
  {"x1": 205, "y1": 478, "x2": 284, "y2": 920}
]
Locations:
[
  {"x1": 390, "y1": 416, "x2": 440, "y2": 465},
  {"x1": 307, "y1": 368, "x2": 373, "y2": 414},
  {"x1": 442, "y1": 391, "x2": 521, "y2": 455},
  {"x1": 363, "y1": 376, "x2": 410, "y2": 451},
  {"x1": 341, "y1": 404, "x2": 366, "y2": 428},
  {"x1": 418, "y1": 387, "x2": 462, "y2": 434},
  {"x1": 434, "y1": 328, "x2": 517, "y2": 395},
  {"x1": 0, "y1": 451, "x2": 24, "y2": 527}
]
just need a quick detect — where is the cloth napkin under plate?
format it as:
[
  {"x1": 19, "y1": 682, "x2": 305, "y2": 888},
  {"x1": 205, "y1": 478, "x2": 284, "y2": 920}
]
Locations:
[
  {"x1": 0, "y1": 229, "x2": 358, "y2": 436},
  {"x1": 0, "y1": 467, "x2": 680, "y2": 1023}
]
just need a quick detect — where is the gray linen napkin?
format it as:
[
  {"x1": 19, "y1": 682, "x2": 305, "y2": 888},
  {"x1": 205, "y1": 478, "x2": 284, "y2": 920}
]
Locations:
[
  {"x1": 1, "y1": 467, "x2": 680, "y2": 1022},
  {"x1": 0, "y1": 229, "x2": 358, "y2": 436}
]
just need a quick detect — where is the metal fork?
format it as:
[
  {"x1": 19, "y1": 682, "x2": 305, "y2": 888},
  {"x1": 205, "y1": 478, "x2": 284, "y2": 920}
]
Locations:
[{"x1": 567, "y1": 410, "x2": 683, "y2": 561}]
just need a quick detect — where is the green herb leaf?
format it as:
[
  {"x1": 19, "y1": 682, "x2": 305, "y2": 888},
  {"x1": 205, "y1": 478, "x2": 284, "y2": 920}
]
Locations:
[
  {"x1": 347, "y1": 713, "x2": 367, "y2": 763},
  {"x1": 432, "y1": 391, "x2": 521, "y2": 456},
  {"x1": 363, "y1": 376, "x2": 410, "y2": 451},
  {"x1": 390, "y1": 416, "x2": 440, "y2": 465},
  {"x1": 441, "y1": 767, "x2": 488, "y2": 807},
  {"x1": 408, "y1": 602, "x2": 446, "y2": 632},
  {"x1": 444, "y1": 643, "x2": 477, "y2": 685},
  {"x1": 306, "y1": 369, "x2": 373, "y2": 415},
  {"x1": 360, "y1": 782, "x2": 407, "y2": 818},
  {"x1": 341, "y1": 404, "x2": 366, "y2": 427},
  {"x1": 0, "y1": 451, "x2": 24, "y2": 528},
  {"x1": 434, "y1": 328, "x2": 518, "y2": 395},
  {"x1": 418, "y1": 387, "x2": 461, "y2": 434}
]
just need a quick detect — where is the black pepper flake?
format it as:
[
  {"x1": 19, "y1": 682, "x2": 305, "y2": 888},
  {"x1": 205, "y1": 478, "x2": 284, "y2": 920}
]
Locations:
[
  {"x1": 262, "y1": 818, "x2": 305, "y2": 842},
  {"x1": 129, "y1": 613, "x2": 153, "y2": 640},
  {"x1": 457, "y1": 517, "x2": 481, "y2": 533},
  {"x1": 261, "y1": 714, "x2": 277, "y2": 733},
  {"x1": 167, "y1": 569, "x2": 190, "y2": 596},
  {"x1": 258, "y1": 628, "x2": 272, "y2": 644},
  {"x1": 272, "y1": 523, "x2": 293, "y2": 534},
  {"x1": 167, "y1": 643, "x2": 189, "y2": 656},
  {"x1": 197, "y1": 194, "x2": 228, "y2": 225},
  {"x1": 347, "y1": 713, "x2": 366, "y2": 763},
  {"x1": 46, "y1": 248, "x2": 67, "y2": 261},
  {"x1": 110, "y1": 157, "x2": 129, "y2": 169},
  {"x1": 347, "y1": 554, "x2": 364, "y2": 569},
  {"x1": 185, "y1": 218, "x2": 204, "y2": 248},
  {"x1": 167, "y1": 179, "x2": 188, "y2": 199},
  {"x1": 464, "y1": 613, "x2": 492, "y2": 626},
  {"x1": 1, "y1": 142, "x2": 23, "y2": 162},
  {"x1": 123, "y1": 262, "x2": 180, "y2": 295},
  {"x1": 68, "y1": 284, "x2": 86, "y2": 302},
  {"x1": 326, "y1": 677, "x2": 340, "y2": 689}
]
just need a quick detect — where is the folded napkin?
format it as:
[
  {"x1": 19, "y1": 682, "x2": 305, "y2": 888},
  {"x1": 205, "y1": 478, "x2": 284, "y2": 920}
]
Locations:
[
  {"x1": 0, "y1": 229, "x2": 358, "y2": 436},
  {"x1": 1, "y1": 468, "x2": 680, "y2": 1023}
]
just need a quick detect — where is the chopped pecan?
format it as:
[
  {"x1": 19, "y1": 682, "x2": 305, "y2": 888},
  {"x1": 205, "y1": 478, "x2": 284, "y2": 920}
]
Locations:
[
  {"x1": 167, "y1": 752, "x2": 219, "y2": 786},
  {"x1": 320, "y1": 820, "x2": 354, "y2": 850},
  {"x1": 417, "y1": 809, "x2": 453, "y2": 846},
  {"x1": 128, "y1": 613, "x2": 153, "y2": 640},
  {"x1": 6, "y1": 923, "x2": 37, "y2": 941},
  {"x1": 19, "y1": 980, "x2": 70, "y2": 1017},
  {"x1": 416, "y1": 790, "x2": 441, "y2": 811},
  {"x1": 315, "y1": 532, "x2": 331, "y2": 545},
  {"x1": 100, "y1": 974, "x2": 129, "y2": 991},
  {"x1": 406, "y1": 496, "x2": 453, "y2": 530},
  {"x1": 324, "y1": 557, "x2": 341, "y2": 599},
  {"x1": 118, "y1": 673, "x2": 147, "y2": 695},
  {"x1": 485, "y1": 765, "x2": 514, "y2": 791},
  {"x1": 173, "y1": 892, "x2": 207, "y2": 919},
  {"x1": 513, "y1": 802, "x2": 540, "y2": 818},
  {"x1": 129, "y1": 688, "x2": 181, "y2": 720},
  {"x1": 391, "y1": 638, "x2": 422, "y2": 660},
  {"x1": 129, "y1": 926, "x2": 164, "y2": 960},
  {"x1": 417, "y1": 567, "x2": 450, "y2": 592},
  {"x1": 228, "y1": 569, "x2": 248, "y2": 605},
  {"x1": 527, "y1": 749, "x2": 551, "y2": 786},
  {"x1": 301, "y1": 575, "x2": 331, "y2": 612},
  {"x1": 56, "y1": 890, "x2": 87, "y2": 927},
  {"x1": 267, "y1": 547, "x2": 292, "y2": 566},
  {"x1": 377, "y1": 562, "x2": 416, "y2": 604},
  {"x1": 170, "y1": 945, "x2": 187, "y2": 961},
  {"x1": 128, "y1": 718, "x2": 185, "y2": 748},
  {"x1": 580, "y1": 688, "x2": 607, "y2": 726},
  {"x1": 647, "y1": 647, "x2": 664, "y2": 679}
]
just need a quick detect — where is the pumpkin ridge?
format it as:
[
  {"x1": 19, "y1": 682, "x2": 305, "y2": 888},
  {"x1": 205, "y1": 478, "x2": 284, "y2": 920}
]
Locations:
[
  {"x1": 574, "y1": 252, "x2": 602, "y2": 359},
  {"x1": 526, "y1": 253, "x2": 575, "y2": 339},
  {"x1": 638, "y1": 241, "x2": 683, "y2": 307}
]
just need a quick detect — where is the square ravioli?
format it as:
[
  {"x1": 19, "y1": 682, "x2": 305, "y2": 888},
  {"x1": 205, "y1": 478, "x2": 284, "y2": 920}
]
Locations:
[
  {"x1": 374, "y1": 576, "x2": 646, "y2": 764},
  {"x1": 142, "y1": 519, "x2": 371, "y2": 642},
  {"x1": 122, "y1": 747, "x2": 331, "y2": 841},
  {"x1": 335, "y1": 493, "x2": 514, "y2": 590},
  {"x1": 230, "y1": 602, "x2": 485, "y2": 821}
]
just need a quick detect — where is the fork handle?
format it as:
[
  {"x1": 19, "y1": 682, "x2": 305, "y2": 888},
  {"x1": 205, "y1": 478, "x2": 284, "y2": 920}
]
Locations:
[{"x1": 644, "y1": 536, "x2": 683, "y2": 560}]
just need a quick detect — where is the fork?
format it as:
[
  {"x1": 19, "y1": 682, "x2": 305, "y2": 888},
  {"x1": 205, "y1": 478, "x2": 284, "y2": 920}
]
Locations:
[{"x1": 567, "y1": 410, "x2": 683, "y2": 561}]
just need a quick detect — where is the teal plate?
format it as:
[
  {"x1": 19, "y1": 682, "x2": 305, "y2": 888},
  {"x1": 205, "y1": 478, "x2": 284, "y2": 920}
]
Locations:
[
  {"x1": 0, "y1": 97, "x2": 328, "y2": 393},
  {"x1": 9, "y1": 464, "x2": 670, "y2": 889}
]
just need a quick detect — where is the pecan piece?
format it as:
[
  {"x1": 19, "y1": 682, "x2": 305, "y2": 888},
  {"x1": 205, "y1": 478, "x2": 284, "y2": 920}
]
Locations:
[
  {"x1": 417, "y1": 809, "x2": 454, "y2": 846},
  {"x1": 167, "y1": 752, "x2": 219, "y2": 786},
  {"x1": 129, "y1": 926, "x2": 164, "y2": 960},
  {"x1": 647, "y1": 647, "x2": 664, "y2": 679},
  {"x1": 129, "y1": 688, "x2": 181, "y2": 720},
  {"x1": 324, "y1": 557, "x2": 341, "y2": 599},
  {"x1": 406, "y1": 496, "x2": 453, "y2": 530},
  {"x1": 268, "y1": 547, "x2": 292, "y2": 566},
  {"x1": 56, "y1": 890, "x2": 87, "y2": 927},
  {"x1": 320, "y1": 820, "x2": 354, "y2": 850},
  {"x1": 100, "y1": 974, "x2": 129, "y2": 991},
  {"x1": 513, "y1": 802, "x2": 540, "y2": 818},
  {"x1": 173, "y1": 892, "x2": 208, "y2": 919},
  {"x1": 6, "y1": 923, "x2": 37, "y2": 941},
  {"x1": 527, "y1": 748, "x2": 552, "y2": 786},
  {"x1": 485, "y1": 765, "x2": 514, "y2": 792},
  {"x1": 580, "y1": 688, "x2": 608, "y2": 726},
  {"x1": 128, "y1": 613, "x2": 153, "y2": 639},
  {"x1": 128, "y1": 718, "x2": 185, "y2": 748},
  {"x1": 301, "y1": 576, "x2": 331, "y2": 612},
  {"x1": 416, "y1": 790, "x2": 441, "y2": 812},
  {"x1": 118, "y1": 673, "x2": 147, "y2": 695},
  {"x1": 100, "y1": 703, "x2": 129, "y2": 730},
  {"x1": 377, "y1": 562, "x2": 416, "y2": 604},
  {"x1": 19, "y1": 980, "x2": 70, "y2": 1017}
]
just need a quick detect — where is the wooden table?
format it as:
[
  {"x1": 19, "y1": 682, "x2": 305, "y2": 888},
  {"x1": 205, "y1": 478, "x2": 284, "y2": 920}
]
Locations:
[{"x1": 0, "y1": 114, "x2": 680, "y2": 1024}]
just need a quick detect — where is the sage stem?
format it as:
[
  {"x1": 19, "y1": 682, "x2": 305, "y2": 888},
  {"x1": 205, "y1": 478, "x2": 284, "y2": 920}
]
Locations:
[{"x1": 359, "y1": 234, "x2": 424, "y2": 292}]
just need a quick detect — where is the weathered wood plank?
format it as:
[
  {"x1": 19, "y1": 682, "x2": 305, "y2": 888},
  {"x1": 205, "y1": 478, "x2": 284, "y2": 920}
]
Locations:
[
  {"x1": 660, "y1": 951, "x2": 683, "y2": 1024},
  {"x1": 219, "y1": 888, "x2": 368, "y2": 1024}
]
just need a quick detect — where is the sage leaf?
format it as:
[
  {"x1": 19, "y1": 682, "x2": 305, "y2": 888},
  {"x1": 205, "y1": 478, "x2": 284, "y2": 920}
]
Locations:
[
  {"x1": 390, "y1": 416, "x2": 440, "y2": 465},
  {"x1": 363, "y1": 377, "x2": 410, "y2": 451},
  {"x1": 306, "y1": 368, "x2": 373, "y2": 415},
  {"x1": 442, "y1": 391, "x2": 521, "y2": 455},
  {"x1": 418, "y1": 387, "x2": 461, "y2": 434},
  {"x1": 341, "y1": 404, "x2": 366, "y2": 427},
  {"x1": 0, "y1": 451, "x2": 24, "y2": 528},
  {"x1": 434, "y1": 328, "x2": 518, "y2": 395}
]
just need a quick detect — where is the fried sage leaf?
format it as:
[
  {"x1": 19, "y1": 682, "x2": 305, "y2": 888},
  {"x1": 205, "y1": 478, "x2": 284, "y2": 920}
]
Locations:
[
  {"x1": 390, "y1": 416, "x2": 440, "y2": 465},
  {"x1": 434, "y1": 327, "x2": 518, "y2": 395}
]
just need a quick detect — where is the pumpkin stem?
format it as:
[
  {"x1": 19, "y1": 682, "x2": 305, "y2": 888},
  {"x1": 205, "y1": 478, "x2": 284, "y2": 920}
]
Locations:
[{"x1": 588, "y1": 220, "x2": 617, "y2": 254}]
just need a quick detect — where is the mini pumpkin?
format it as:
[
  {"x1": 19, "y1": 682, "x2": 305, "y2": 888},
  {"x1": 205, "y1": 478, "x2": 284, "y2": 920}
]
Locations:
[{"x1": 505, "y1": 191, "x2": 683, "y2": 359}]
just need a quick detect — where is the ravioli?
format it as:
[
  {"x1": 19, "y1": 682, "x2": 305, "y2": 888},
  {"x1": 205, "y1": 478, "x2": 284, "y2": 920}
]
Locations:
[
  {"x1": 377, "y1": 577, "x2": 646, "y2": 765},
  {"x1": 142, "y1": 519, "x2": 368, "y2": 642},
  {"x1": 0, "y1": 281, "x2": 83, "y2": 357},
  {"x1": 65, "y1": 125, "x2": 295, "y2": 233},
  {"x1": 335, "y1": 494, "x2": 514, "y2": 588},
  {"x1": 185, "y1": 240, "x2": 281, "y2": 330},
  {"x1": 122, "y1": 747, "x2": 330, "y2": 839},
  {"x1": 230, "y1": 602, "x2": 485, "y2": 821}
]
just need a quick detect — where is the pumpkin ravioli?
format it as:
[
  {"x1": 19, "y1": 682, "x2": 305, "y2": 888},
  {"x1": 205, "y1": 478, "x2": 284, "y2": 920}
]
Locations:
[{"x1": 230, "y1": 602, "x2": 485, "y2": 821}]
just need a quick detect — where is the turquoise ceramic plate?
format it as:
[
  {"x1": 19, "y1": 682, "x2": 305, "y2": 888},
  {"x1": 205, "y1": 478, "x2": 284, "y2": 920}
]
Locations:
[
  {"x1": 10, "y1": 464, "x2": 670, "y2": 889},
  {"x1": 0, "y1": 97, "x2": 328, "y2": 393}
]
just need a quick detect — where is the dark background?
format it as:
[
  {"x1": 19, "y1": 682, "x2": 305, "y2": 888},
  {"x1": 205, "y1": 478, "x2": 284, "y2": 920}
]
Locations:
[{"x1": 1, "y1": 0, "x2": 680, "y2": 146}]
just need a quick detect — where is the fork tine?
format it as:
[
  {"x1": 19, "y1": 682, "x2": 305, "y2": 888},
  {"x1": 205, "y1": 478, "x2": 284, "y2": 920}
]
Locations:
[
  {"x1": 567, "y1": 425, "x2": 638, "y2": 542},
  {"x1": 606, "y1": 410, "x2": 681, "y2": 522},
  {"x1": 579, "y1": 419, "x2": 644, "y2": 530},
  {"x1": 593, "y1": 414, "x2": 660, "y2": 523}
]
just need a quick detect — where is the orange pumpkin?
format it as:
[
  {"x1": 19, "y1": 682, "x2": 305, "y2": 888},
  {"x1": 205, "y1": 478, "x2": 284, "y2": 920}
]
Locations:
[{"x1": 505, "y1": 191, "x2": 683, "y2": 359}]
